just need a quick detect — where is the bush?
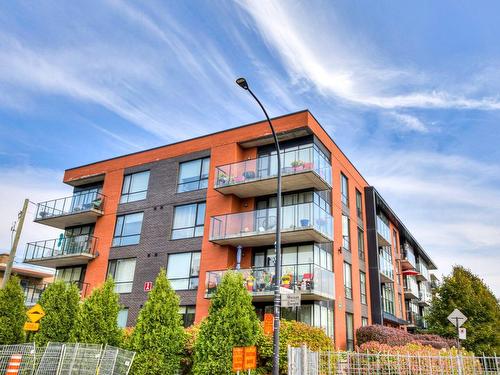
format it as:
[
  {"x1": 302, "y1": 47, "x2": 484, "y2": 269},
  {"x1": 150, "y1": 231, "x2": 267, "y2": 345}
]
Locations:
[
  {"x1": 130, "y1": 269, "x2": 186, "y2": 375},
  {"x1": 356, "y1": 325, "x2": 453, "y2": 349},
  {"x1": 257, "y1": 320, "x2": 334, "y2": 374},
  {"x1": 35, "y1": 281, "x2": 80, "y2": 345},
  {"x1": 0, "y1": 276, "x2": 25, "y2": 344},
  {"x1": 181, "y1": 323, "x2": 201, "y2": 375},
  {"x1": 70, "y1": 278, "x2": 122, "y2": 346}
]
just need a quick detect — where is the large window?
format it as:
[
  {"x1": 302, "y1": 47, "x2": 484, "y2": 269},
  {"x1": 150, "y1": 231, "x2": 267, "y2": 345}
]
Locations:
[
  {"x1": 382, "y1": 283, "x2": 395, "y2": 315},
  {"x1": 167, "y1": 252, "x2": 201, "y2": 290},
  {"x1": 360, "y1": 271, "x2": 367, "y2": 305},
  {"x1": 120, "y1": 171, "x2": 150, "y2": 203},
  {"x1": 342, "y1": 215, "x2": 350, "y2": 251},
  {"x1": 358, "y1": 229, "x2": 365, "y2": 260},
  {"x1": 55, "y1": 266, "x2": 83, "y2": 284},
  {"x1": 172, "y1": 203, "x2": 206, "y2": 239},
  {"x1": 178, "y1": 157, "x2": 210, "y2": 192},
  {"x1": 344, "y1": 262, "x2": 352, "y2": 300},
  {"x1": 108, "y1": 258, "x2": 136, "y2": 294},
  {"x1": 112, "y1": 212, "x2": 143, "y2": 246},
  {"x1": 179, "y1": 306, "x2": 196, "y2": 328},
  {"x1": 345, "y1": 313, "x2": 354, "y2": 351},
  {"x1": 355, "y1": 189, "x2": 363, "y2": 220},
  {"x1": 253, "y1": 243, "x2": 332, "y2": 271},
  {"x1": 117, "y1": 308, "x2": 128, "y2": 328},
  {"x1": 341, "y1": 173, "x2": 349, "y2": 207}
]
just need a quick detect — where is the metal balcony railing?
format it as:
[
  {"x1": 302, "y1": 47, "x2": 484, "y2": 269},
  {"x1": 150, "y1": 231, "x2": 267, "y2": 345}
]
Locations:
[
  {"x1": 25, "y1": 234, "x2": 97, "y2": 262},
  {"x1": 35, "y1": 191, "x2": 104, "y2": 221},
  {"x1": 205, "y1": 263, "x2": 334, "y2": 300},
  {"x1": 21, "y1": 281, "x2": 89, "y2": 305},
  {"x1": 215, "y1": 145, "x2": 332, "y2": 189}
]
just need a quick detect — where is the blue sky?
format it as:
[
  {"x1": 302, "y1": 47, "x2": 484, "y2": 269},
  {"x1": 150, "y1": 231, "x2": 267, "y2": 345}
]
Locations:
[{"x1": 1, "y1": 1, "x2": 499, "y2": 295}]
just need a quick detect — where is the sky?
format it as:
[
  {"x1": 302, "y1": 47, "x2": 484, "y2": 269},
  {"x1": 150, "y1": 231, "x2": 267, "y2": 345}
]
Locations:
[{"x1": 0, "y1": 1, "x2": 499, "y2": 296}]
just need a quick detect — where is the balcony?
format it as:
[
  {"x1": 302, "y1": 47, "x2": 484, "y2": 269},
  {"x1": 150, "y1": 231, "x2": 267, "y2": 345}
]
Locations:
[
  {"x1": 404, "y1": 276, "x2": 419, "y2": 299},
  {"x1": 419, "y1": 290, "x2": 432, "y2": 306},
  {"x1": 376, "y1": 215, "x2": 391, "y2": 247},
  {"x1": 379, "y1": 252, "x2": 394, "y2": 283},
  {"x1": 209, "y1": 202, "x2": 333, "y2": 247},
  {"x1": 406, "y1": 311, "x2": 419, "y2": 326},
  {"x1": 24, "y1": 234, "x2": 97, "y2": 268},
  {"x1": 34, "y1": 191, "x2": 104, "y2": 229},
  {"x1": 416, "y1": 262, "x2": 430, "y2": 281},
  {"x1": 214, "y1": 145, "x2": 332, "y2": 198},
  {"x1": 21, "y1": 281, "x2": 89, "y2": 305},
  {"x1": 205, "y1": 263, "x2": 334, "y2": 301}
]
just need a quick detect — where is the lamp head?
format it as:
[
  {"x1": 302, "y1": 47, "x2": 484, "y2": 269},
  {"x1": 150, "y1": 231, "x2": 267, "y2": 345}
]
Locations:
[{"x1": 236, "y1": 77, "x2": 249, "y2": 90}]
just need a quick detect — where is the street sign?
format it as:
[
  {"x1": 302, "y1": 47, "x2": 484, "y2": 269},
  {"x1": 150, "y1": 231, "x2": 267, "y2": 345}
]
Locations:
[
  {"x1": 264, "y1": 313, "x2": 274, "y2": 335},
  {"x1": 144, "y1": 281, "x2": 153, "y2": 292},
  {"x1": 232, "y1": 347, "x2": 244, "y2": 372},
  {"x1": 243, "y1": 346, "x2": 257, "y2": 370},
  {"x1": 459, "y1": 327, "x2": 467, "y2": 340},
  {"x1": 26, "y1": 304, "x2": 45, "y2": 323},
  {"x1": 447, "y1": 309, "x2": 467, "y2": 327},
  {"x1": 281, "y1": 292, "x2": 301, "y2": 308},
  {"x1": 24, "y1": 322, "x2": 40, "y2": 331}
]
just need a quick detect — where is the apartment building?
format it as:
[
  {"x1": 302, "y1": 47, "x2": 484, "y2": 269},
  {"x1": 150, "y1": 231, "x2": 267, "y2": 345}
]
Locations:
[{"x1": 24, "y1": 110, "x2": 436, "y2": 349}]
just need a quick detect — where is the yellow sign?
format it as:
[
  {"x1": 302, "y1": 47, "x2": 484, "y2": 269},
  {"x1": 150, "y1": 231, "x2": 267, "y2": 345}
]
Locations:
[
  {"x1": 26, "y1": 304, "x2": 45, "y2": 323},
  {"x1": 24, "y1": 322, "x2": 40, "y2": 331},
  {"x1": 243, "y1": 346, "x2": 257, "y2": 370}
]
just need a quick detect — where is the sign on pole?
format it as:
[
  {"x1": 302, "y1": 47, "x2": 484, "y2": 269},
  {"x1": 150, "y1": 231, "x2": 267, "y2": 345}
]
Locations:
[
  {"x1": 263, "y1": 313, "x2": 274, "y2": 335},
  {"x1": 447, "y1": 309, "x2": 467, "y2": 327},
  {"x1": 281, "y1": 293, "x2": 301, "y2": 308},
  {"x1": 459, "y1": 327, "x2": 467, "y2": 340},
  {"x1": 243, "y1": 346, "x2": 257, "y2": 370},
  {"x1": 26, "y1": 304, "x2": 45, "y2": 323},
  {"x1": 232, "y1": 347, "x2": 244, "y2": 372},
  {"x1": 24, "y1": 322, "x2": 40, "y2": 331}
]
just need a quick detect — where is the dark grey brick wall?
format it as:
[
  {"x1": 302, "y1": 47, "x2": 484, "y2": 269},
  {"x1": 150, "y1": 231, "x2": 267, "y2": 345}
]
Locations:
[{"x1": 108, "y1": 149, "x2": 210, "y2": 325}]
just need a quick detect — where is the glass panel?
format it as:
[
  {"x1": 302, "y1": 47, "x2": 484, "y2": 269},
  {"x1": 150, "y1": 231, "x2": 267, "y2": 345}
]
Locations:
[
  {"x1": 297, "y1": 245, "x2": 313, "y2": 264},
  {"x1": 191, "y1": 252, "x2": 201, "y2": 276},
  {"x1": 282, "y1": 246, "x2": 297, "y2": 265},
  {"x1": 117, "y1": 309, "x2": 128, "y2": 328},
  {"x1": 167, "y1": 253, "x2": 191, "y2": 279},
  {"x1": 173, "y1": 205, "x2": 197, "y2": 229}
]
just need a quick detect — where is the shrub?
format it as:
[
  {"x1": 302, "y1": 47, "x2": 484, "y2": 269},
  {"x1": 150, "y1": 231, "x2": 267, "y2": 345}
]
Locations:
[
  {"x1": 70, "y1": 278, "x2": 122, "y2": 345},
  {"x1": 257, "y1": 320, "x2": 334, "y2": 374},
  {"x1": 130, "y1": 269, "x2": 186, "y2": 375},
  {"x1": 0, "y1": 276, "x2": 25, "y2": 344},
  {"x1": 35, "y1": 281, "x2": 80, "y2": 346},
  {"x1": 192, "y1": 271, "x2": 260, "y2": 375},
  {"x1": 181, "y1": 323, "x2": 201, "y2": 375}
]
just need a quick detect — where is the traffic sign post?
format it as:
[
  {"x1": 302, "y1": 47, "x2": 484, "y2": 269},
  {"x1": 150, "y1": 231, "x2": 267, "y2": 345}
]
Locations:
[
  {"x1": 26, "y1": 304, "x2": 45, "y2": 323},
  {"x1": 448, "y1": 309, "x2": 467, "y2": 349},
  {"x1": 281, "y1": 293, "x2": 301, "y2": 308},
  {"x1": 264, "y1": 313, "x2": 274, "y2": 335}
]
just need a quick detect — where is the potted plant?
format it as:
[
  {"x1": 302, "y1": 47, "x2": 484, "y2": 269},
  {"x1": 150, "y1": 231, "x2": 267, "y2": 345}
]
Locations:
[
  {"x1": 291, "y1": 160, "x2": 305, "y2": 171},
  {"x1": 217, "y1": 171, "x2": 229, "y2": 186},
  {"x1": 300, "y1": 218, "x2": 310, "y2": 227}
]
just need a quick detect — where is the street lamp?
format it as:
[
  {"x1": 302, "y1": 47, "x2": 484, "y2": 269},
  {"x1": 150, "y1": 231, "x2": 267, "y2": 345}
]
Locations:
[{"x1": 236, "y1": 77, "x2": 282, "y2": 375}]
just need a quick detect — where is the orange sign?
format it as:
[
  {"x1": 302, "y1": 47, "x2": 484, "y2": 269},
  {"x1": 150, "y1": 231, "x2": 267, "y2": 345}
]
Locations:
[
  {"x1": 232, "y1": 347, "x2": 244, "y2": 372},
  {"x1": 264, "y1": 313, "x2": 274, "y2": 335},
  {"x1": 23, "y1": 322, "x2": 39, "y2": 331},
  {"x1": 244, "y1": 346, "x2": 257, "y2": 370}
]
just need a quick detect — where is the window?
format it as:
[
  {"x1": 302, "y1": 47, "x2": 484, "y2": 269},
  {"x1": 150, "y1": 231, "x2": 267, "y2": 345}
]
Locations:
[
  {"x1": 345, "y1": 313, "x2": 354, "y2": 351},
  {"x1": 358, "y1": 229, "x2": 365, "y2": 260},
  {"x1": 117, "y1": 308, "x2": 128, "y2": 328},
  {"x1": 167, "y1": 252, "x2": 201, "y2": 290},
  {"x1": 55, "y1": 266, "x2": 83, "y2": 284},
  {"x1": 178, "y1": 157, "x2": 210, "y2": 192},
  {"x1": 108, "y1": 258, "x2": 136, "y2": 293},
  {"x1": 362, "y1": 317, "x2": 369, "y2": 327},
  {"x1": 179, "y1": 306, "x2": 196, "y2": 327},
  {"x1": 343, "y1": 262, "x2": 352, "y2": 299},
  {"x1": 342, "y1": 215, "x2": 350, "y2": 251},
  {"x1": 172, "y1": 203, "x2": 206, "y2": 239},
  {"x1": 112, "y1": 212, "x2": 143, "y2": 246},
  {"x1": 120, "y1": 171, "x2": 150, "y2": 203},
  {"x1": 355, "y1": 189, "x2": 363, "y2": 220},
  {"x1": 341, "y1": 173, "x2": 349, "y2": 207},
  {"x1": 360, "y1": 271, "x2": 367, "y2": 305},
  {"x1": 382, "y1": 283, "x2": 395, "y2": 315}
]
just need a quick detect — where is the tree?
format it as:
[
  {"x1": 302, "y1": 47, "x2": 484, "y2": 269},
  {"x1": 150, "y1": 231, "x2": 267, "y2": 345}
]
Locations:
[
  {"x1": 428, "y1": 265, "x2": 500, "y2": 355},
  {"x1": 35, "y1": 281, "x2": 80, "y2": 345},
  {"x1": 193, "y1": 271, "x2": 260, "y2": 375},
  {"x1": 130, "y1": 269, "x2": 186, "y2": 375},
  {"x1": 70, "y1": 278, "x2": 122, "y2": 346},
  {"x1": 0, "y1": 276, "x2": 26, "y2": 344}
]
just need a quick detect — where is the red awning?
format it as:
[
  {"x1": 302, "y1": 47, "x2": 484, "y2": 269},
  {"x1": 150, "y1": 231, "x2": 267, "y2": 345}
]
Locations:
[{"x1": 402, "y1": 269, "x2": 419, "y2": 276}]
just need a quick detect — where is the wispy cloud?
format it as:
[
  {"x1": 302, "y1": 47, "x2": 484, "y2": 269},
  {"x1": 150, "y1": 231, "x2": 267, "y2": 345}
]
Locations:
[
  {"x1": 238, "y1": 1, "x2": 500, "y2": 111},
  {"x1": 386, "y1": 112, "x2": 429, "y2": 133}
]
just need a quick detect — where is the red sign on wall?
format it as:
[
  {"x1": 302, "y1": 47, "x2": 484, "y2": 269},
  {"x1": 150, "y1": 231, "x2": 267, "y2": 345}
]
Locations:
[{"x1": 144, "y1": 281, "x2": 153, "y2": 292}]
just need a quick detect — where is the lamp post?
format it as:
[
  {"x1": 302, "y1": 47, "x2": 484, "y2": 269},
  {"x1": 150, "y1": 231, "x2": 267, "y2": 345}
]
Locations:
[{"x1": 236, "y1": 77, "x2": 282, "y2": 375}]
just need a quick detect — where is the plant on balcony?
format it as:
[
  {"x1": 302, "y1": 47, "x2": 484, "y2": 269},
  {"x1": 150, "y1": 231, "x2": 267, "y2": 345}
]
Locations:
[
  {"x1": 217, "y1": 171, "x2": 229, "y2": 186},
  {"x1": 130, "y1": 269, "x2": 186, "y2": 375},
  {"x1": 70, "y1": 277, "x2": 122, "y2": 346},
  {"x1": 0, "y1": 276, "x2": 25, "y2": 345},
  {"x1": 193, "y1": 271, "x2": 260, "y2": 375},
  {"x1": 291, "y1": 160, "x2": 305, "y2": 172},
  {"x1": 34, "y1": 281, "x2": 80, "y2": 346}
]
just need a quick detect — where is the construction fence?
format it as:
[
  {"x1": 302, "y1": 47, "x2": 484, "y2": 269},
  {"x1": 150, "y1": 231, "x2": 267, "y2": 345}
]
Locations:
[
  {"x1": 288, "y1": 345, "x2": 500, "y2": 375},
  {"x1": 0, "y1": 342, "x2": 135, "y2": 375}
]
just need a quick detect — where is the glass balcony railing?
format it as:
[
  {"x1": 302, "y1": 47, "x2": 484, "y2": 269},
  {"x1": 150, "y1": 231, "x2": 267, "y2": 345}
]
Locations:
[
  {"x1": 25, "y1": 234, "x2": 97, "y2": 262},
  {"x1": 210, "y1": 202, "x2": 333, "y2": 243},
  {"x1": 404, "y1": 275, "x2": 419, "y2": 297},
  {"x1": 402, "y1": 243, "x2": 417, "y2": 269},
  {"x1": 407, "y1": 311, "x2": 419, "y2": 325},
  {"x1": 35, "y1": 191, "x2": 104, "y2": 221},
  {"x1": 417, "y1": 261, "x2": 430, "y2": 281},
  {"x1": 205, "y1": 263, "x2": 334, "y2": 300},
  {"x1": 379, "y1": 252, "x2": 394, "y2": 281},
  {"x1": 376, "y1": 215, "x2": 391, "y2": 245},
  {"x1": 215, "y1": 145, "x2": 332, "y2": 189}
]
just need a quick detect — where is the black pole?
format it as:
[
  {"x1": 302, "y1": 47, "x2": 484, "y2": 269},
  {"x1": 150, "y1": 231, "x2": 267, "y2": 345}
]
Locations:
[{"x1": 236, "y1": 78, "x2": 282, "y2": 375}]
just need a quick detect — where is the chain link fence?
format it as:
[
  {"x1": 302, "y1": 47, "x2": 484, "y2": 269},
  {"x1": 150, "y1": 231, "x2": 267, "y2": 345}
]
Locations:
[
  {"x1": 0, "y1": 343, "x2": 135, "y2": 375},
  {"x1": 288, "y1": 345, "x2": 500, "y2": 375}
]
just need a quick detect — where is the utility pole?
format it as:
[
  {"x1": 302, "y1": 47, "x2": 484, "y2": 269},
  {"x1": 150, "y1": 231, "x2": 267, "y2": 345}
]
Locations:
[{"x1": 1, "y1": 198, "x2": 29, "y2": 289}]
